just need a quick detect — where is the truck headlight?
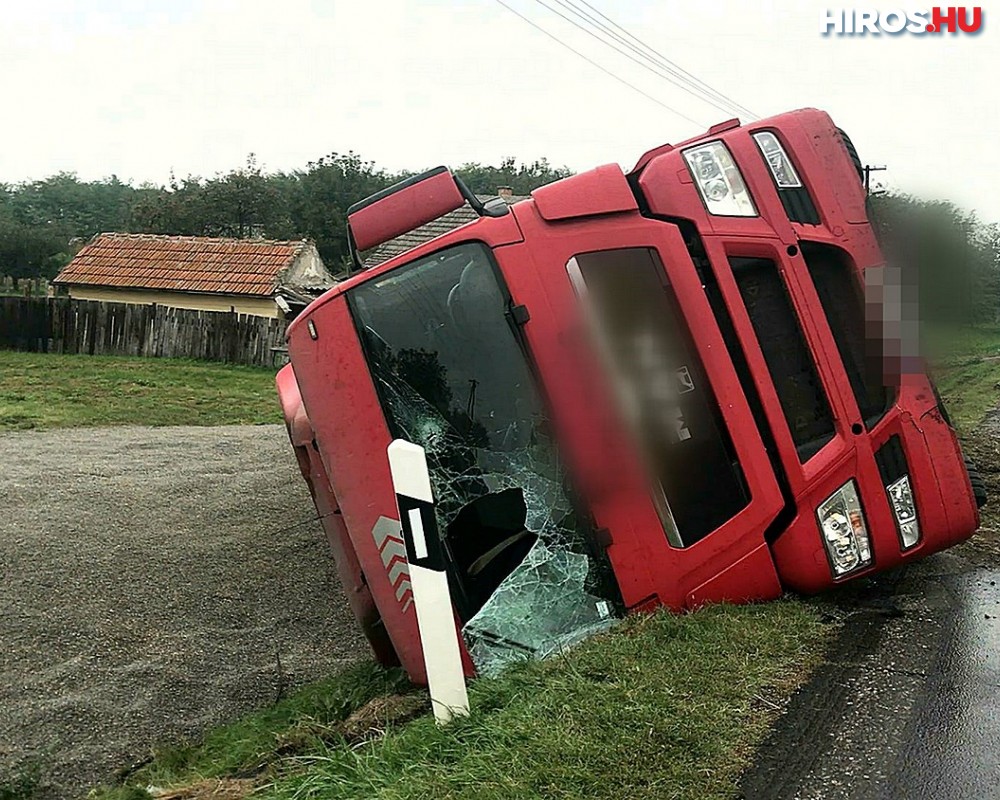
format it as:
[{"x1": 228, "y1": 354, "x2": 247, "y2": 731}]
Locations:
[
  {"x1": 887, "y1": 475, "x2": 920, "y2": 549},
  {"x1": 816, "y1": 480, "x2": 872, "y2": 577},
  {"x1": 682, "y1": 141, "x2": 757, "y2": 217},
  {"x1": 753, "y1": 131, "x2": 803, "y2": 188}
]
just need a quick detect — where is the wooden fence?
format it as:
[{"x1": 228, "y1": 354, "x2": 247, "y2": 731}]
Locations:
[
  {"x1": 0, "y1": 296, "x2": 288, "y2": 368},
  {"x1": 0, "y1": 275, "x2": 49, "y2": 297}
]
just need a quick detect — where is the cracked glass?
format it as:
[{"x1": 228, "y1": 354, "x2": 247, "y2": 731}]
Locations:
[{"x1": 349, "y1": 242, "x2": 618, "y2": 674}]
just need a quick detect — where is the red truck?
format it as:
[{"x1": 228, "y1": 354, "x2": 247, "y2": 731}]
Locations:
[{"x1": 276, "y1": 108, "x2": 983, "y2": 683}]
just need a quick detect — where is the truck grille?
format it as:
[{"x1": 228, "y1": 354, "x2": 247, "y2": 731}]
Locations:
[{"x1": 778, "y1": 187, "x2": 820, "y2": 225}]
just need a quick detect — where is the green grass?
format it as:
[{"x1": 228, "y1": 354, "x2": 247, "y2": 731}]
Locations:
[
  {"x1": 91, "y1": 663, "x2": 409, "y2": 799},
  {"x1": 929, "y1": 325, "x2": 1000, "y2": 432},
  {"x1": 0, "y1": 350, "x2": 282, "y2": 431},
  {"x1": 0, "y1": 762, "x2": 41, "y2": 800},
  {"x1": 94, "y1": 603, "x2": 828, "y2": 800}
]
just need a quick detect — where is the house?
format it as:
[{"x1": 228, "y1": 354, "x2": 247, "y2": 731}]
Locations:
[
  {"x1": 52, "y1": 233, "x2": 335, "y2": 318},
  {"x1": 362, "y1": 187, "x2": 527, "y2": 268}
]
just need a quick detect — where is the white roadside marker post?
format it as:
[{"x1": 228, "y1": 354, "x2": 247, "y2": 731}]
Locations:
[{"x1": 387, "y1": 439, "x2": 470, "y2": 724}]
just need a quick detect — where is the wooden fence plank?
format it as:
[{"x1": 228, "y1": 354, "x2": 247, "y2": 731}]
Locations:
[{"x1": 0, "y1": 297, "x2": 288, "y2": 368}]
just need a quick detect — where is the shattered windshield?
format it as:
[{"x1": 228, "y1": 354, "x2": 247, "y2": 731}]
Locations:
[{"x1": 349, "y1": 242, "x2": 618, "y2": 674}]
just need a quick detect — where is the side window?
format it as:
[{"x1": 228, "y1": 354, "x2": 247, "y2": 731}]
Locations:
[
  {"x1": 800, "y1": 242, "x2": 891, "y2": 426},
  {"x1": 731, "y1": 255, "x2": 835, "y2": 461},
  {"x1": 568, "y1": 247, "x2": 749, "y2": 548}
]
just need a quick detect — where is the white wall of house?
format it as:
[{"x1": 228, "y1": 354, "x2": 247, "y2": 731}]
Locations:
[{"x1": 65, "y1": 286, "x2": 280, "y2": 317}]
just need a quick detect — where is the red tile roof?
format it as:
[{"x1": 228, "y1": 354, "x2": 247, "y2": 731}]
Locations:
[
  {"x1": 362, "y1": 194, "x2": 528, "y2": 268},
  {"x1": 53, "y1": 233, "x2": 310, "y2": 297}
]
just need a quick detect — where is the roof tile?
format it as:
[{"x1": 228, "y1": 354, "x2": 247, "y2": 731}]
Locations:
[{"x1": 53, "y1": 233, "x2": 310, "y2": 297}]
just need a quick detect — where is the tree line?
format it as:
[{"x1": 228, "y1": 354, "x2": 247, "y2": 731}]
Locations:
[
  {"x1": 0, "y1": 154, "x2": 571, "y2": 279},
  {"x1": 868, "y1": 194, "x2": 1000, "y2": 325},
  {"x1": 1, "y1": 153, "x2": 998, "y2": 324}
]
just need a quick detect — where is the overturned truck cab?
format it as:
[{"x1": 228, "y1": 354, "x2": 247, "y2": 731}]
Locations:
[{"x1": 277, "y1": 108, "x2": 982, "y2": 683}]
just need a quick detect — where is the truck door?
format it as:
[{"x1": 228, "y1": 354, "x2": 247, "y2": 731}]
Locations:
[{"x1": 495, "y1": 211, "x2": 787, "y2": 611}]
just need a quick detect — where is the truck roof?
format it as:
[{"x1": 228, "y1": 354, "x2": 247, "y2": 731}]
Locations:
[{"x1": 286, "y1": 107, "x2": 822, "y2": 339}]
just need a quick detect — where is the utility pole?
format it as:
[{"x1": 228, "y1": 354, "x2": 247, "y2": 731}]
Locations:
[{"x1": 864, "y1": 164, "x2": 888, "y2": 194}]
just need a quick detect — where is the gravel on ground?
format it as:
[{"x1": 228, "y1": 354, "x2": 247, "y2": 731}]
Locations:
[{"x1": 0, "y1": 424, "x2": 368, "y2": 799}]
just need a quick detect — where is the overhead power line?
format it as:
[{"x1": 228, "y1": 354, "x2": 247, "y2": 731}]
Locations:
[
  {"x1": 533, "y1": 0, "x2": 750, "y2": 121},
  {"x1": 574, "y1": 0, "x2": 759, "y2": 120},
  {"x1": 552, "y1": 0, "x2": 756, "y2": 119},
  {"x1": 492, "y1": 0, "x2": 706, "y2": 127}
]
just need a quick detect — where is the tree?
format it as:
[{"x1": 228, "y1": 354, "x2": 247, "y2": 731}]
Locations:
[
  {"x1": 7, "y1": 172, "x2": 133, "y2": 237},
  {"x1": 455, "y1": 157, "x2": 572, "y2": 196},
  {"x1": 869, "y1": 194, "x2": 1000, "y2": 325},
  {"x1": 130, "y1": 156, "x2": 288, "y2": 239},
  {"x1": 288, "y1": 152, "x2": 398, "y2": 268},
  {"x1": 130, "y1": 173, "x2": 209, "y2": 236},
  {"x1": 199, "y1": 154, "x2": 287, "y2": 238},
  {"x1": 0, "y1": 208, "x2": 72, "y2": 278}
]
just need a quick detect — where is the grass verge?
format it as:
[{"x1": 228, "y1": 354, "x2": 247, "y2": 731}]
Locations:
[
  {"x1": 932, "y1": 325, "x2": 1000, "y2": 563},
  {"x1": 87, "y1": 663, "x2": 409, "y2": 800},
  {"x1": 928, "y1": 324, "x2": 1000, "y2": 433},
  {"x1": 0, "y1": 350, "x2": 282, "y2": 431},
  {"x1": 93, "y1": 603, "x2": 828, "y2": 800}
]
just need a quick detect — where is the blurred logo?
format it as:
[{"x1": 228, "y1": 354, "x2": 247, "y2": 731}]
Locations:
[
  {"x1": 820, "y1": 7, "x2": 983, "y2": 35},
  {"x1": 675, "y1": 366, "x2": 695, "y2": 395}
]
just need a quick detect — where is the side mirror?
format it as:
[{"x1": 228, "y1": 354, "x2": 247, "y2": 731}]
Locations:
[{"x1": 347, "y1": 167, "x2": 509, "y2": 272}]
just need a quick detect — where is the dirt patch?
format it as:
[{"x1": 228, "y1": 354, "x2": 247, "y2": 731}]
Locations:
[
  {"x1": 0, "y1": 425, "x2": 368, "y2": 799},
  {"x1": 148, "y1": 778, "x2": 256, "y2": 800},
  {"x1": 338, "y1": 693, "x2": 428, "y2": 743},
  {"x1": 954, "y1": 410, "x2": 1000, "y2": 564}
]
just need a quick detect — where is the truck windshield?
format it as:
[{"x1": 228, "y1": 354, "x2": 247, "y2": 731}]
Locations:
[{"x1": 349, "y1": 242, "x2": 617, "y2": 675}]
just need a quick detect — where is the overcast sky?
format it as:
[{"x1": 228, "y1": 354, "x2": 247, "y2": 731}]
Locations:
[{"x1": 2, "y1": 1, "x2": 997, "y2": 220}]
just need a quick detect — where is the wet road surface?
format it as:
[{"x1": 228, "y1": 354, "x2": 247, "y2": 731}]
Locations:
[{"x1": 740, "y1": 549, "x2": 1000, "y2": 800}]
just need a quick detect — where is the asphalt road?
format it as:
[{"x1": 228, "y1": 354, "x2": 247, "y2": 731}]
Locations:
[
  {"x1": 741, "y1": 418, "x2": 1000, "y2": 800},
  {"x1": 740, "y1": 553, "x2": 1000, "y2": 800},
  {"x1": 0, "y1": 425, "x2": 368, "y2": 799}
]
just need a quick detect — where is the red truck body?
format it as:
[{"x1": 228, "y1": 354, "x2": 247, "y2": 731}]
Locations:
[{"x1": 277, "y1": 108, "x2": 980, "y2": 683}]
